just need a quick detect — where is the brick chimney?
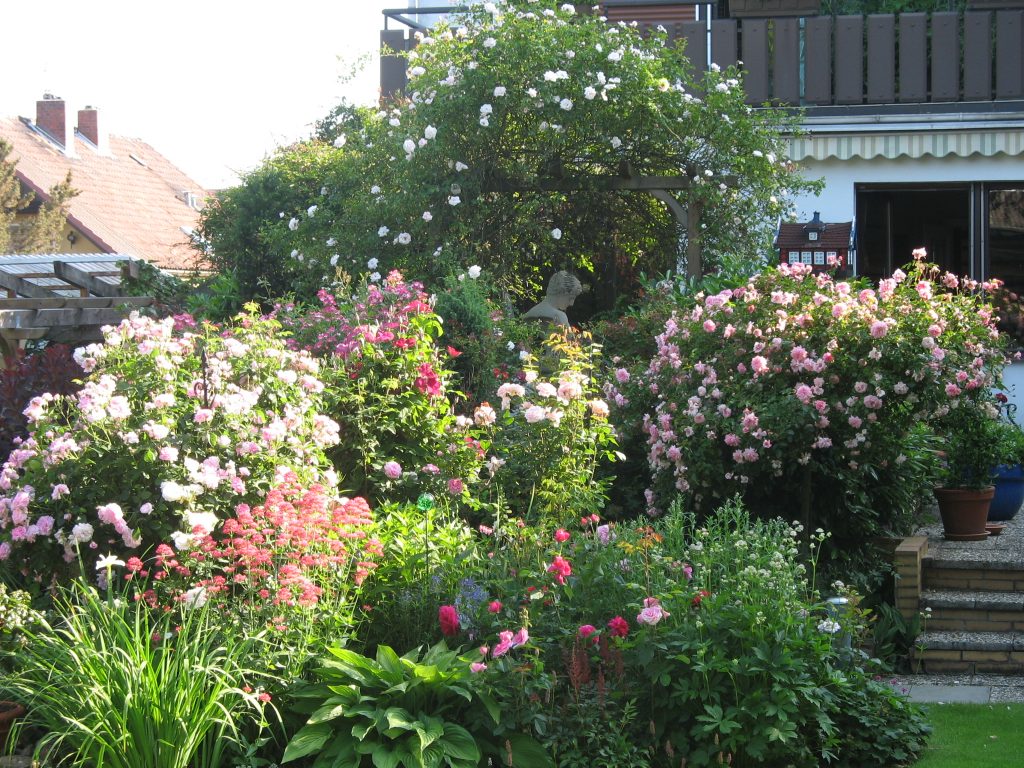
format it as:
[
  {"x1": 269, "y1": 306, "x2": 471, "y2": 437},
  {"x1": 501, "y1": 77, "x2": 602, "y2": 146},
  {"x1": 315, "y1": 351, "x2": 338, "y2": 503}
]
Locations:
[
  {"x1": 36, "y1": 94, "x2": 74, "y2": 155},
  {"x1": 77, "y1": 106, "x2": 107, "y2": 152}
]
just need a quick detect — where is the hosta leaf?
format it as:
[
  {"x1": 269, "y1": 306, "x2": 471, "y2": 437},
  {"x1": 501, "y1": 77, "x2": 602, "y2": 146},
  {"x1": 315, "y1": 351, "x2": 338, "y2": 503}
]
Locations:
[
  {"x1": 439, "y1": 724, "x2": 480, "y2": 763},
  {"x1": 282, "y1": 723, "x2": 332, "y2": 763}
]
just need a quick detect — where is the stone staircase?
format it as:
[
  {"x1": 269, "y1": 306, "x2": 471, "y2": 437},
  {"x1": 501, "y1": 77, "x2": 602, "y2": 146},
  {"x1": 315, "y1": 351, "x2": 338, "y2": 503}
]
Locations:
[{"x1": 897, "y1": 517, "x2": 1024, "y2": 674}]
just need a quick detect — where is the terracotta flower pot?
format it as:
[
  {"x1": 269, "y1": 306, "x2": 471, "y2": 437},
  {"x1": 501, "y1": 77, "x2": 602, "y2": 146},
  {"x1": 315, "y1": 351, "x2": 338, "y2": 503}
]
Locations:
[
  {"x1": 0, "y1": 700, "x2": 25, "y2": 752},
  {"x1": 934, "y1": 486, "x2": 995, "y2": 541}
]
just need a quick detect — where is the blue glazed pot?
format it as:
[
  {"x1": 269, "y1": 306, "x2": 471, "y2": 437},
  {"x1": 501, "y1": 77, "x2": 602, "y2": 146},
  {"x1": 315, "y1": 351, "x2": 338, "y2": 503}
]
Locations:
[{"x1": 989, "y1": 464, "x2": 1024, "y2": 521}]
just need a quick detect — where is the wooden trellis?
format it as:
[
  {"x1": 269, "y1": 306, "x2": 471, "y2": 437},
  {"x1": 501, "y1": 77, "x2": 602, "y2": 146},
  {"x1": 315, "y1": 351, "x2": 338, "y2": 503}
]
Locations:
[{"x1": 0, "y1": 254, "x2": 154, "y2": 357}]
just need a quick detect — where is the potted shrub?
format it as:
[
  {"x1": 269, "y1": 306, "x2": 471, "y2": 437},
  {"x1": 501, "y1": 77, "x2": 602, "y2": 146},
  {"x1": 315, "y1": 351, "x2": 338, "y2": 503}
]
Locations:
[
  {"x1": 933, "y1": 403, "x2": 1006, "y2": 540},
  {"x1": 989, "y1": 411, "x2": 1024, "y2": 521}
]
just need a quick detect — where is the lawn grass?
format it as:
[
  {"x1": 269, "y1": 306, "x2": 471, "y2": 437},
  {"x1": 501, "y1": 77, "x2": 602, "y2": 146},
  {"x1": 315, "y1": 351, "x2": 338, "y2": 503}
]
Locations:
[{"x1": 915, "y1": 703, "x2": 1024, "y2": 767}]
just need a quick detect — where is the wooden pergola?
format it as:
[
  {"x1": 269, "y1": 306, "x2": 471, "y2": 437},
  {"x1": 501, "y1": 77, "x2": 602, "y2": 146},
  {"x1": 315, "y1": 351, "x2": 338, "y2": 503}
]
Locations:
[
  {"x1": 0, "y1": 254, "x2": 154, "y2": 357},
  {"x1": 480, "y1": 162, "x2": 737, "y2": 280}
]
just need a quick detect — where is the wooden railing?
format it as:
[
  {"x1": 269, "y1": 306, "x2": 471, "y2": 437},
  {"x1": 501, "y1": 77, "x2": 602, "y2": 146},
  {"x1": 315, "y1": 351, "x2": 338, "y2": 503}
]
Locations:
[
  {"x1": 641, "y1": 10, "x2": 1024, "y2": 107},
  {"x1": 382, "y1": 9, "x2": 1024, "y2": 108}
]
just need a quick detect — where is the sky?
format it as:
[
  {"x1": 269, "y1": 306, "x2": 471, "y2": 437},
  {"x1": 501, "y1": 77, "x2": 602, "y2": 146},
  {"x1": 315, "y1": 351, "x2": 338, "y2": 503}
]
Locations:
[{"x1": 3, "y1": 0, "x2": 400, "y2": 189}]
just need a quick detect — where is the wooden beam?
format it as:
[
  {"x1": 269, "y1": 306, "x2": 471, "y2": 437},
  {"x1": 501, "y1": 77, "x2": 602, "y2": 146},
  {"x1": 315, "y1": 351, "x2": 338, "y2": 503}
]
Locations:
[
  {"x1": 687, "y1": 199, "x2": 704, "y2": 280},
  {"x1": 1, "y1": 328, "x2": 48, "y2": 340},
  {"x1": 0, "y1": 297, "x2": 154, "y2": 310},
  {"x1": 53, "y1": 261, "x2": 123, "y2": 297},
  {"x1": 0, "y1": 307, "x2": 130, "y2": 329},
  {"x1": 0, "y1": 271, "x2": 54, "y2": 299},
  {"x1": 482, "y1": 175, "x2": 698, "y2": 193}
]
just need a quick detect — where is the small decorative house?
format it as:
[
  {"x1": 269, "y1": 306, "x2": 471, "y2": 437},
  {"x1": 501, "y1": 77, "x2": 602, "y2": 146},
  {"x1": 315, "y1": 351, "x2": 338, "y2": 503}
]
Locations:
[{"x1": 775, "y1": 212, "x2": 854, "y2": 274}]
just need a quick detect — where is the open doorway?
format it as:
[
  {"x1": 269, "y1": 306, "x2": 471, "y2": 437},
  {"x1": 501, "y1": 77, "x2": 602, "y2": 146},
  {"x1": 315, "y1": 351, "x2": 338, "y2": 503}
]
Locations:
[{"x1": 855, "y1": 186, "x2": 970, "y2": 282}]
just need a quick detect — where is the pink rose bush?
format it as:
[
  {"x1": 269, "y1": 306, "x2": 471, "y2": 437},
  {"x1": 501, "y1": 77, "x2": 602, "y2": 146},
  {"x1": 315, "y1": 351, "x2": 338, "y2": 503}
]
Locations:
[
  {"x1": 272, "y1": 272, "x2": 487, "y2": 506},
  {"x1": 0, "y1": 311, "x2": 342, "y2": 586},
  {"x1": 610, "y1": 257, "x2": 1005, "y2": 539}
]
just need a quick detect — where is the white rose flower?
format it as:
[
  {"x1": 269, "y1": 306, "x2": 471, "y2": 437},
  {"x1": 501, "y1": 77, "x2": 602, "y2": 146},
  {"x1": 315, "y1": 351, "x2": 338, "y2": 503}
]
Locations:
[
  {"x1": 288, "y1": 217, "x2": 299, "y2": 231},
  {"x1": 480, "y1": 103, "x2": 493, "y2": 115},
  {"x1": 182, "y1": 586, "x2": 208, "y2": 609},
  {"x1": 448, "y1": 195, "x2": 461, "y2": 206},
  {"x1": 367, "y1": 258, "x2": 379, "y2": 269},
  {"x1": 493, "y1": 85, "x2": 507, "y2": 97},
  {"x1": 468, "y1": 265, "x2": 482, "y2": 279},
  {"x1": 397, "y1": 232, "x2": 412, "y2": 245},
  {"x1": 483, "y1": 37, "x2": 497, "y2": 48},
  {"x1": 378, "y1": 226, "x2": 390, "y2": 237},
  {"x1": 333, "y1": 134, "x2": 346, "y2": 148},
  {"x1": 551, "y1": 228, "x2": 562, "y2": 240},
  {"x1": 455, "y1": 161, "x2": 469, "y2": 172},
  {"x1": 403, "y1": 138, "x2": 416, "y2": 154},
  {"x1": 559, "y1": 98, "x2": 573, "y2": 111},
  {"x1": 424, "y1": 125, "x2": 437, "y2": 140},
  {"x1": 611, "y1": 136, "x2": 622, "y2": 149},
  {"x1": 584, "y1": 86, "x2": 597, "y2": 100}
]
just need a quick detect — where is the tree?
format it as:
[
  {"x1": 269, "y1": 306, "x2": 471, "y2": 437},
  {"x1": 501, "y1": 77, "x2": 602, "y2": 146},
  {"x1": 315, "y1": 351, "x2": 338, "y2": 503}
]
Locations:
[
  {"x1": 1, "y1": 140, "x2": 79, "y2": 254},
  {"x1": 198, "y1": 0, "x2": 818, "y2": 309}
]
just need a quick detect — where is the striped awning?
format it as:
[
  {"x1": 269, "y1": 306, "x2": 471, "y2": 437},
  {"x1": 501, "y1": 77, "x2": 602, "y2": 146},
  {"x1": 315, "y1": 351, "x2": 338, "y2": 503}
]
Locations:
[{"x1": 788, "y1": 129, "x2": 1024, "y2": 162}]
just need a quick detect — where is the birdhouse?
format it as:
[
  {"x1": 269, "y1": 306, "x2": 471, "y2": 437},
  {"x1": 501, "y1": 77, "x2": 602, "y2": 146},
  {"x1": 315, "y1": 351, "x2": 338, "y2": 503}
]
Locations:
[{"x1": 775, "y1": 212, "x2": 854, "y2": 274}]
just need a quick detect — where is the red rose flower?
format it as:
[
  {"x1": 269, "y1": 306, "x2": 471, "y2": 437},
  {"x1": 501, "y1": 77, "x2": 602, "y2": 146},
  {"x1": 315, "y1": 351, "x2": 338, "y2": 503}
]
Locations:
[{"x1": 607, "y1": 615, "x2": 629, "y2": 638}]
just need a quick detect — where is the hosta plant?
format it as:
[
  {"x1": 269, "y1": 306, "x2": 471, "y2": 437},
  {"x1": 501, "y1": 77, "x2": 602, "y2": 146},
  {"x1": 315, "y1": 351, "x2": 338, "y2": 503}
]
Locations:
[{"x1": 283, "y1": 643, "x2": 493, "y2": 767}]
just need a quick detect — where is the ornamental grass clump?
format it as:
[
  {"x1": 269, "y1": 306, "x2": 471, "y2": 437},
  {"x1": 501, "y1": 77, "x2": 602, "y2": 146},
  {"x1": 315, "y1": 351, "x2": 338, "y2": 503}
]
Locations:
[
  {"x1": 613, "y1": 255, "x2": 1006, "y2": 540},
  {"x1": 8, "y1": 577, "x2": 269, "y2": 768},
  {"x1": 0, "y1": 310, "x2": 342, "y2": 588}
]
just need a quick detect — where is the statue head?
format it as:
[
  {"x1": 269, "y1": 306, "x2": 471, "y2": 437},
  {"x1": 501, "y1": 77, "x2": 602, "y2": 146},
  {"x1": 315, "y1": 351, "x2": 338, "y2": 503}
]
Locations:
[{"x1": 545, "y1": 271, "x2": 583, "y2": 310}]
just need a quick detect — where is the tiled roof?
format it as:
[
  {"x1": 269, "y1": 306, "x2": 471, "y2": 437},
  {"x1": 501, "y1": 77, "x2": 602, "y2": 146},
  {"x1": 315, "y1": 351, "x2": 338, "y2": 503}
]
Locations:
[
  {"x1": 776, "y1": 221, "x2": 853, "y2": 251},
  {"x1": 0, "y1": 116, "x2": 209, "y2": 271}
]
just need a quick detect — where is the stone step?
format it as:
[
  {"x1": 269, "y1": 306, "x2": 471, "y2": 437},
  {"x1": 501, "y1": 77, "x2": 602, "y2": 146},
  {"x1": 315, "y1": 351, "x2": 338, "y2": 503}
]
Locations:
[
  {"x1": 921, "y1": 589, "x2": 1024, "y2": 631},
  {"x1": 924, "y1": 558, "x2": 1024, "y2": 592},
  {"x1": 914, "y1": 630, "x2": 1024, "y2": 674}
]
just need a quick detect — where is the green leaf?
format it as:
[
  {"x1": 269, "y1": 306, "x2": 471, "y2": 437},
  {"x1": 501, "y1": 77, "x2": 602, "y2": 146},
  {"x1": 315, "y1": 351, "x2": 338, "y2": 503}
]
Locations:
[
  {"x1": 439, "y1": 724, "x2": 480, "y2": 763},
  {"x1": 478, "y1": 692, "x2": 501, "y2": 725},
  {"x1": 504, "y1": 732, "x2": 554, "y2": 768},
  {"x1": 282, "y1": 723, "x2": 333, "y2": 763},
  {"x1": 371, "y1": 745, "x2": 402, "y2": 768},
  {"x1": 376, "y1": 645, "x2": 405, "y2": 677},
  {"x1": 385, "y1": 707, "x2": 419, "y2": 732},
  {"x1": 308, "y1": 696, "x2": 354, "y2": 724}
]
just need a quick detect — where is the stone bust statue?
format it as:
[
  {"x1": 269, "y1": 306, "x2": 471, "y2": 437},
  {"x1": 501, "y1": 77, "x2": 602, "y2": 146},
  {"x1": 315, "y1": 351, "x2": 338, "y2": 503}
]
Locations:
[{"x1": 522, "y1": 271, "x2": 583, "y2": 327}]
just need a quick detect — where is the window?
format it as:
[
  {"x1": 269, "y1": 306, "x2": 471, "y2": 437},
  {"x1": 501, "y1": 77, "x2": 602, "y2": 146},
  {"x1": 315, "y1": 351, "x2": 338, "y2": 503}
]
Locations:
[
  {"x1": 788, "y1": 250, "x2": 800, "y2": 264},
  {"x1": 801, "y1": 251, "x2": 812, "y2": 264},
  {"x1": 813, "y1": 251, "x2": 825, "y2": 265},
  {"x1": 808, "y1": 230, "x2": 819, "y2": 241}
]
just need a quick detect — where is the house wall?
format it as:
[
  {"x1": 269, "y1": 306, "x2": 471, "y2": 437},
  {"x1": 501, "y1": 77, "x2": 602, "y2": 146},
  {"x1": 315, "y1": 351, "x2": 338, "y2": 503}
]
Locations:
[
  {"x1": 789, "y1": 153, "x2": 1024, "y2": 224},
  {"x1": 11, "y1": 212, "x2": 101, "y2": 254}
]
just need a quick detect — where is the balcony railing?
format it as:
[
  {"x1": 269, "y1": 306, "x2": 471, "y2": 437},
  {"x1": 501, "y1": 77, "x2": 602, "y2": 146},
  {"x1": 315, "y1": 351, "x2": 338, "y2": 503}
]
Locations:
[{"x1": 381, "y1": 8, "x2": 1024, "y2": 110}]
